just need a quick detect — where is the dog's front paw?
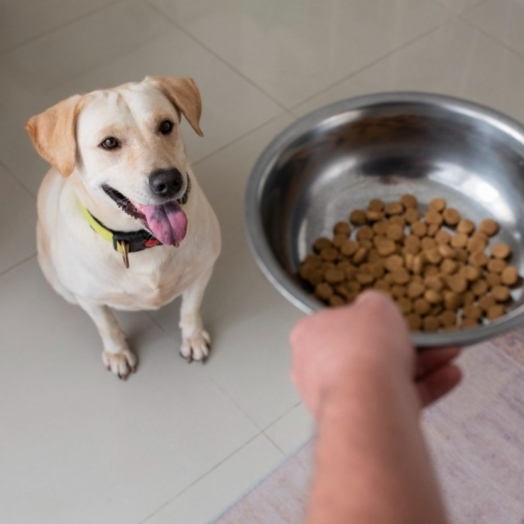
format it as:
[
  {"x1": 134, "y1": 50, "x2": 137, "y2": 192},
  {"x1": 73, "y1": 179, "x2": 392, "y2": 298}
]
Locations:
[
  {"x1": 102, "y1": 349, "x2": 137, "y2": 380},
  {"x1": 180, "y1": 330, "x2": 211, "y2": 363}
]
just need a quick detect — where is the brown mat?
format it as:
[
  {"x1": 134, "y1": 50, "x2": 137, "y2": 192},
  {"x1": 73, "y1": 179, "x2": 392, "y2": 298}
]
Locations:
[{"x1": 215, "y1": 327, "x2": 524, "y2": 524}]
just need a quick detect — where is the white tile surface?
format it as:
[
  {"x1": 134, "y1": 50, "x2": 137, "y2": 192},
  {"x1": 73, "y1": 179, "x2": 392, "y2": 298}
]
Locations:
[
  {"x1": 0, "y1": 163, "x2": 36, "y2": 274},
  {"x1": 0, "y1": 0, "x2": 283, "y2": 195},
  {"x1": 0, "y1": 259, "x2": 259, "y2": 524},
  {"x1": 149, "y1": 115, "x2": 305, "y2": 429},
  {"x1": 265, "y1": 403, "x2": 315, "y2": 456},
  {"x1": 150, "y1": 0, "x2": 449, "y2": 108},
  {"x1": 465, "y1": 0, "x2": 524, "y2": 56},
  {"x1": 0, "y1": 0, "x2": 120, "y2": 53},
  {"x1": 143, "y1": 435, "x2": 284, "y2": 524},
  {"x1": 294, "y1": 20, "x2": 524, "y2": 125}
]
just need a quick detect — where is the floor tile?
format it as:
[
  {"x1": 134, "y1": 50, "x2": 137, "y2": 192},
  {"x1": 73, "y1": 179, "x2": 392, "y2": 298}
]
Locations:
[
  {"x1": 0, "y1": 163, "x2": 36, "y2": 274},
  {"x1": 143, "y1": 435, "x2": 284, "y2": 524},
  {"x1": 0, "y1": 259, "x2": 259, "y2": 524},
  {"x1": 149, "y1": 114, "x2": 306, "y2": 429},
  {"x1": 0, "y1": 0, "x2": 283, "y2": 196},
  {"x1": 265, "y1": 403, "x2": 315, "y2": 455},
  {"x1": 465, "y1": 0, "x2": 524, "y2": 57},
  {"x1": 432, "y1": 0, "x2": 487, "y2": 14},
  {"x1": 293, "y1": 19, "x2": 524, "y2": 126},
  {"x1": 0, "y1": 0, "x2": 120, "y2": 53},
  {"x1": 150, "y1": 0, "x2": 448, "y2": 108}
]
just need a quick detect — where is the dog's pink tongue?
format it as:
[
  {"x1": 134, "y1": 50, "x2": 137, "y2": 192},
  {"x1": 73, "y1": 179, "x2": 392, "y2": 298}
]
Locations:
[{"x1": 139, "y1": 201, "x2": 187, "y2": 245}]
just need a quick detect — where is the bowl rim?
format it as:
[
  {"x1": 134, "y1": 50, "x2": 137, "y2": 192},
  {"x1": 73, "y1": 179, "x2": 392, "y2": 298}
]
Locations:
[{"x1": 244, "y1": 91, "x2": 524, "y2": 347}]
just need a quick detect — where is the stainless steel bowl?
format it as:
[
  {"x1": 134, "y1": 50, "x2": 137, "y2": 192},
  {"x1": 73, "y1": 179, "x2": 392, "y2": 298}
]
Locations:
[{"x1": 245, "y1": 93, "x2": 524, "y2": 347}]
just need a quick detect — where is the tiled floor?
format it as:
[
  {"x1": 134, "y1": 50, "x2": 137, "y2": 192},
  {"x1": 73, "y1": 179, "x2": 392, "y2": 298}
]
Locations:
[{"x1": 1, "y1": 0, "x2": 524, "y2": 522}]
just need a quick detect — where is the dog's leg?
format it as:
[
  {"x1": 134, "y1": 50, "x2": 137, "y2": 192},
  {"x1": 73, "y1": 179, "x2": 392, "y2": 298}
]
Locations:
[
  {"x1": 179, "y1": 267, "x2": 213, "y2": 363},
  {"x1": 77, "y1": 299, "x2": 137, "y2": 379}
]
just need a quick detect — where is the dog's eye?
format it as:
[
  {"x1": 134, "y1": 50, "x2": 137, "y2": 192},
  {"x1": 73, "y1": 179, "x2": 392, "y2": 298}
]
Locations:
[
  {"x1": 159, "y1": 119, "x2": 174, "y2": 135},
  {"x1": 100, "y1": 137, "x2": 121, "y2": 150}
]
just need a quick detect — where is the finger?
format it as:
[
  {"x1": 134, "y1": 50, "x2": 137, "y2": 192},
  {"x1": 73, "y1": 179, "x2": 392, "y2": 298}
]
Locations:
[
  {"x1": 415, "y1": 346, "x2": 461, "y2": 379},
  {"x1": 417, "y1": 364, "x2": 462, "y2": 407}
]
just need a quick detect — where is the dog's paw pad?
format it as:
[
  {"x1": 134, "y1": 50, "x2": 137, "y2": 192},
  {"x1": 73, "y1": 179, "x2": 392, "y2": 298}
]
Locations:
[
  {"x1": 102, "y1": 349, "x2": 138, "y2": 379},
  {"x1": 180, "y1": 331, "x2": 211, "y2": 363}
]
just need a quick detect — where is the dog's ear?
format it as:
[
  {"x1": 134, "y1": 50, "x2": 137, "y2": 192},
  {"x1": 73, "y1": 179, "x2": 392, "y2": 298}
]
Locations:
[
  {"x1": 147, "y1": 76, "x2": 204, "y2": 137},
  {"x1": 25, "y1": 94, "x2": 83, "y2": 177}
]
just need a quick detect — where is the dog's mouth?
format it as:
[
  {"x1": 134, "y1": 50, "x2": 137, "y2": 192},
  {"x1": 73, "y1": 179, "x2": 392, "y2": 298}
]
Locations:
[{"x1": 102, "y1": 185, "x2": 188, "y2": 246}]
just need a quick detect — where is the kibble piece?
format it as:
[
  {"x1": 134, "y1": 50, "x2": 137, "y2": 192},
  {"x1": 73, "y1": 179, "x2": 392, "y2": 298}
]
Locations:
[
  {"x1": 455, "y1": 249, "x2": 469, "y2": 263},
  {"x1": 385, "y1": 255, "x2": 404, "y2": 272},
  {"x1": 424, "y1": 265, "x2": 439, "y2": 277},
  {"x1": 304, "y1": 254, "x2": 322, "y2": 266},
  {"x1": 366, "y1": 210, "x2": 384, "y2": 222},
  {"x1": 407, "y1": 313, "x2": 422, "y2": 331},
  {"x1": 425, "y1": 247, "x2": 442, "y2": 265},
  {"x1": 391, "y1": 285, "x2": 406, "y2": 298},
  {"x1": 405, "y1": 207, "x2": 420, "y2": 224},
  {"x1": 413, "y1": 254, "x2": 425, "y2": 275},
  {"x1": 463, "y1": 291, "x2": 476, "y2": 307},
  {"x1": 487, "y1": 304, "x2": 506, "y2": 320},
  {"x1": 333, "y1": 222, "x2": 351, "y2": 236},
  {"x1": 404, "y1": 235, "x2": 421, "y2": 254},
  {"x1": 387, "y1": 224, "x2": 404, "y2": 242},
  {"x1": 421, "y1": 237, "x2": 437, "y2": 251},
  {"x1": 423, "y1": 316, "x2": 441, "y2": 332},
  {"x1": 491, "y1": 242, "x2": 511, "y2": 259},
  {"x1": 400, "y1": 194, "x2": 418, "y2": 209},
  {"x1": 429, "y1": 198, "x2": 446, "y2": 212},
  {"x1": 435, "y1": 230, "x2": 451, "y2": 245},
  {"x1": 359, "y1": 239, "x2": 373, "y2": 250},
  {"x1": 425, "y1": 211, "x2": 444, "y2": 226},
  {"x1": 313, "y1": 237, "x2": 332, "y2": 252},
  {"x1": 501, "y1": 266, "x2": 519, "y2": 286},
  {"x1": 469, "y1": 251, "x2": 489, "y2": 267},
  {"x1": 427, "y1": 224, "x2": 440, "y2": 237},
  {"x1": 307, "y1": 270, "x2": 324, "y2": 286},
  {"x1": 414, "y1": 298, "x2": 431, "y2": 316},
  {"x1": 356, "y1": 226, "x2": 374, "y2": 241},
  {"x1": 446, "y1": 274, "x2": 468, "y2": 293},
  {"x1": 376, "y1": 238, "x2": 397, "y2": 257},
  {"x1": 463, "y1": 305, "x2": 483, "y2": 321},
  {"x1": 397, "y1": 297, "x2": 413, "y2": 315},
  {"x1": 356, "y1": 272, "x2": 375, "y2": 285},
  {"x1": 368, "y1": 250, "x2": 382, "y2": 264},
  {"x1": 471, "y1": 279, "x2": 488, "y2": 297},
  {"x1": 385, "y1": 202, "x2": 404, "y2": 216},
  {"x1": 321, "y1": 247, "x2": 339, "y2": 262},
  {"x1": 315, "y1": 283, "x2": 333, "y2": 300},
  {"x1": 424, "y1": 275, "x2": 444, "y2": 291},
  {"x1": 324, "y1": 268, "x2": 345, "y2": 284},
  {"x1": 457, "y1": 220, "x2": 475, "y2": 235},
  {"x1": 349, "y1": 209, "x2": 367, "y2": 225},
  {"x1": 440, "y1": 310, "x2": 458, "y2": 328},
  {"x1": 373, "y1": 221, "x2": 388, "y2": 235},
  {"x1": 438, "y1": 244, "x2": 455, "y2": 259},
  {"x1": 479, "y1": 295, "x2": 497, "y2": 312},
  {"x1": 451, "y1": 232, "x2": 468, "y2": 249},
  {"x1": 486, "y1": 273, "x2": 502, "y2": 288},
  {"x1": 392, "y1": 268, "x2": 410, "y2": 285},
  {"x1": 408, "y1": 281, "x2": 425, "y2": 299},
  {"x1": 368, "y1": 198, "x2": 385, "y2": 212},
  {"x1": 492, "y1": 285, "x2": 511, "y2": 302},
  {"x1": 444, "y1": 291, "x2": 462, "y2": 311},
  {"x1": 443, "y1": 208, "x2": 461, "y2": 226},
  {"x1": 328, "y1": 295, "x2": 346, "y2": 307},
  {"x1": 389, "y1": 216, "x2": 406, "y2": 227},
  {"x1": 353, "y1": 247, "x2": 368, "y2": 265},
  {"x1": 332, "y1": 234, "x2": 347, "y2": 249},
  {"x1": 411, "y1": 221, "x2": 427, "y2": 237},
  {"x1": 340, "y1": 239, "x2": 359, "y2": 257},
  {"x1": 479, "y1": 218, "x2": 500, "y2": 237},
  {"x1": 461, "y1": 317, "x2": 480, "y2": 329},
  {"x1": 370, "y1": 263, "x2": 385, "y2": 279},
  {"x1": 487, "y1": 258, "x2": 507, "y2": 274},
  {"x1": 346, "y1": 281, "x2": 362, "y2": 294},
  {"x1": 471, "y1": 231, "x2": 489, "y2": 244},
  {"x1": 462, "y1": 265, "x2": 481, "y2": 282},
  {"x1": 467, "y1": 236, "x2": 487, "y2": 253},
  {"x1": 440, "y1": 258, "x2": 458, "y2": 275},
  {"x1": 424, "y1": 289, "x2": 442, "y2": 304},
  {"x1": 374, "y1": 279, "x2": 390, "y2": 293}
]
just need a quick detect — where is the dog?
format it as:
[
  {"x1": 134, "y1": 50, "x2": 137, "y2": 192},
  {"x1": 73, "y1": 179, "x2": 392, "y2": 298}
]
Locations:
[{"x1": 26, "y1": 76, "x2": 221, "y2": 379}]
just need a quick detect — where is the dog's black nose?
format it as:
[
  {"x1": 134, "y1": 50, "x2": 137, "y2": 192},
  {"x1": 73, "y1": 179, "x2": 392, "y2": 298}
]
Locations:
[{"x1": 148, "y1": 168, "x2": 183, "y2": 198}]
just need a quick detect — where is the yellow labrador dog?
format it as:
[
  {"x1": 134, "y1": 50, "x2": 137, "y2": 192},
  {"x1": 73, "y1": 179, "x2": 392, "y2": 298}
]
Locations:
[{"x1": 26, "y1": 76, "x2": 221, "y2": 379}]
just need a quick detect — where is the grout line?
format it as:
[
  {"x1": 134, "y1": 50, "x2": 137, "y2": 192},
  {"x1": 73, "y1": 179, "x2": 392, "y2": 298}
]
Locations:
[
  {"x1": 145, "y1": 0, "x2": 289, "y2": 112},
  {"x1": 0, "y1": 0, "x2": 126, "y2": 57},
  {"x1": 0, "y1": 253, "x2": 37, "y2": 279},
  {"x1": 0, "y1": 159, "x2": 37, "y2": 200},
  {"x1": 287, "y1": 15, "x2": 453, "y2": 115},
  {"x1": 138, "y1": 432, "x2": 264, "y2": 524},
  {"x1": 144, "y1": 312, "x2": 166, "y2": 332}
]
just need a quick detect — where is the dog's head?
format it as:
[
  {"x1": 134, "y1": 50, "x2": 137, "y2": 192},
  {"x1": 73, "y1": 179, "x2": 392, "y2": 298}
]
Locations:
[{"x1": 26, "y1": 76, "x2": 203, "y2": 246}]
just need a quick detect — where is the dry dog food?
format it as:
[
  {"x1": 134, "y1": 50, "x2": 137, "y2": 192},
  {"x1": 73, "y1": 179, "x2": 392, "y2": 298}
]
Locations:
[{"x1": 298, "y1": 195, "x2": 521, "y2": 332}]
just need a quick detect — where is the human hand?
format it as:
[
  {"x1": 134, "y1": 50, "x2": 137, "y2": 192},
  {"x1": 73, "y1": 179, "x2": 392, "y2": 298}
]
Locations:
[{"x1": 290, "y1": 291, "x2": 462, "y2": 419}]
